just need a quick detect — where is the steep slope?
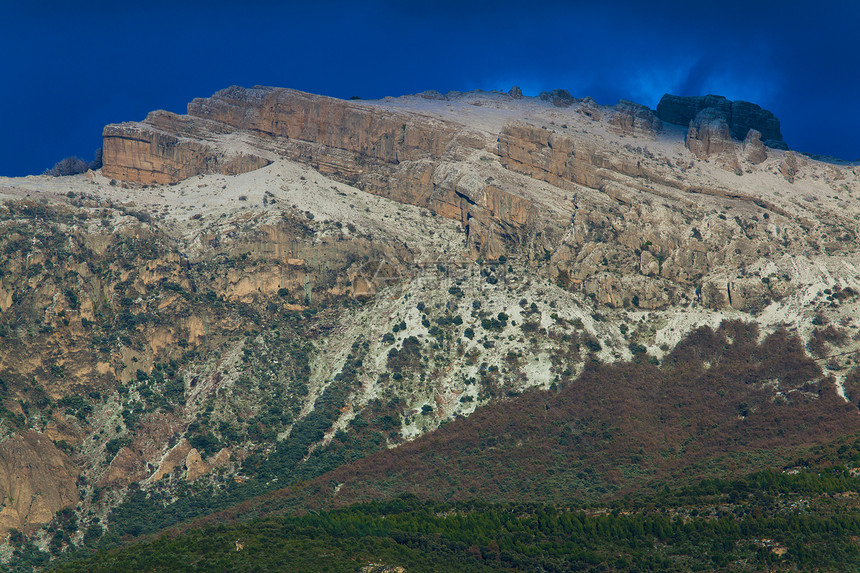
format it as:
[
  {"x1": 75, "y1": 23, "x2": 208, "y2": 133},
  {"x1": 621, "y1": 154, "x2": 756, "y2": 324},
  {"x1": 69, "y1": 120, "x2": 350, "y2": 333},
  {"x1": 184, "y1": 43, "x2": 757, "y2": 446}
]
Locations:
[
  {"x1": 50, "y1": 324, "x2": 860, "y2": 572},
  {"x1": 197, "y1": 321, "x2": 860, "y2": 517},
  {"x1": 0, "y1": 85, "x2": 859, "y2": 563}
]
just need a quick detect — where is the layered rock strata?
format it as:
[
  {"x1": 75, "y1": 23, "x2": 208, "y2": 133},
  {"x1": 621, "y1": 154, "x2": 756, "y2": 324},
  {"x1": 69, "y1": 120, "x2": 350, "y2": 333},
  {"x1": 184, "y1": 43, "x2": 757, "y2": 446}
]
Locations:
[
  {"x1": 101, "y1": 86, "x2": 856, "y2": 313},
  {"x1": 102, "y1": 111, "x2": 272, "y2": 184}
]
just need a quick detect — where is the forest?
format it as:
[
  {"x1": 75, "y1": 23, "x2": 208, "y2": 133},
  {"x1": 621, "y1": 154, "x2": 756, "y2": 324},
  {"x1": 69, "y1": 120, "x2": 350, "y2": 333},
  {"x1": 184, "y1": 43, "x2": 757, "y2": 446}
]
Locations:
[{"x1": 50, "y1": 467, "x2": 860, "y2": 572}]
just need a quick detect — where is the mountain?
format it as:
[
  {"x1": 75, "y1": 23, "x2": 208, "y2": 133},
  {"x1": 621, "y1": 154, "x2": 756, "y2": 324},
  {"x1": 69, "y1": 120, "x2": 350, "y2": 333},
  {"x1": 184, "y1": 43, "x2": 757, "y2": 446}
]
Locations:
[{"x1": 0, "y1": 85, "x2": 859, "y2": 568}]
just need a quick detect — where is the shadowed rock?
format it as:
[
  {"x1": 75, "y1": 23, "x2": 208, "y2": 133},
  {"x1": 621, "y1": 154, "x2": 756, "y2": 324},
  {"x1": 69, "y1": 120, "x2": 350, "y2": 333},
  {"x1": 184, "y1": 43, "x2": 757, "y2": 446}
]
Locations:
[
  {"x1": 539, "y1": 89, "x2": 576, "y2": 107},
  {"x1": 657, "y1": 93, "x2": 785, "y2": 148}
]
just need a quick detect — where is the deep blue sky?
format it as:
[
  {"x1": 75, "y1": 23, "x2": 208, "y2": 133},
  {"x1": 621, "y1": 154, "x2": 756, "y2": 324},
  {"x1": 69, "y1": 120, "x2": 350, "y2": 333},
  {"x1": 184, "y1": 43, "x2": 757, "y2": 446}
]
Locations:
[{"x1": 1, "y1": 1, "x2": 857, "y2": 176}]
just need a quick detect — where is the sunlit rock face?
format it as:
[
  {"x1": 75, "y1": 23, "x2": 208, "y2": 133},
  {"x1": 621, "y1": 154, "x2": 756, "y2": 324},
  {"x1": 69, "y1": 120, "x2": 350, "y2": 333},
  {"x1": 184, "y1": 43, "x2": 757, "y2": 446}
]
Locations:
[{"x1": 100, "y1": 85, "x2": 857, "y2": 314}]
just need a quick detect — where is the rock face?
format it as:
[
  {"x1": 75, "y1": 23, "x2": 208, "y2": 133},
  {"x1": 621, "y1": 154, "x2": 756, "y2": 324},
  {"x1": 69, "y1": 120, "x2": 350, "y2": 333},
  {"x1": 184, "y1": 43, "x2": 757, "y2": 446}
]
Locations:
[
  {"x1": 656, "y1": 94, "x2": 785, "y2": 147},
  {"x1": 150, "y1": 439, "x2": 192, "y2": 482},
  {"x1": 685, "y1": 108, "x2": 734, "y2": 159},
  {"x1": 102, "y1": 111, "x2": 272, "y2": 184},
  {"x1": 608, "y1": 100, "x2": 662, "y2": 138},
  {"x1": 100, "y1": 447, "x2": 147, "y2": 488},
  {"x1": 0, "y1": 431, "x2": 79, "y2": 534},
  {"x1": 99, "y1": 85, "x2": 856, "y2": 313},
  {"x1": 3, "y1": 83, "x2": 860, "y2": 549},
  {"x1": 102, "y1": 86, "x2": 550, "y2": 258}
]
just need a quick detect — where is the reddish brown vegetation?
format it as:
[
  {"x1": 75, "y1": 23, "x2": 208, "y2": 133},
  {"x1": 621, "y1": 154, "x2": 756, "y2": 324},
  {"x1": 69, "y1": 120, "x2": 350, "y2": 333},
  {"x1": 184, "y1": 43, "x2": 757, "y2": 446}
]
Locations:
[
  {"x1": 202, "y1": 321, "x2": 860, "y2": 523},
  {"x1": 807, "y1": 325, "x2": 849, "y2": 358},
  {"x1": 843, "y1": 366, "x2": 860, "y2": 410}
]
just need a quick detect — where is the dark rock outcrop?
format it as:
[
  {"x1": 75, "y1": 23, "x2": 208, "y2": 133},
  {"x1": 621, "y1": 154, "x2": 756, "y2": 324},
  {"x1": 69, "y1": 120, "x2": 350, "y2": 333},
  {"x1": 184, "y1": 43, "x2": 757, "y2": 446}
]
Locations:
[
  {"x1": 609, "y1": 100, "x2": 662, "y2": 137},
  {"x1": 656, "y1": 94, "x2": 785, "y2": 148},
  {"x1": 538, "y1": 89, "x2": 576, "y2": 107},
  {"x1": 657, "y1": 94, "x2": 730, "y2": 126}
]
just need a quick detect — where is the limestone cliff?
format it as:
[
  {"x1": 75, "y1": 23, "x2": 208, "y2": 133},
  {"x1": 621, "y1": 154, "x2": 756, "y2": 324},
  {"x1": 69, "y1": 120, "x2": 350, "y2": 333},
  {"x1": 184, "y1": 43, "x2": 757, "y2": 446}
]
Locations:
[{"x1": 100, "y1": 86, "x2": 859, "y2": 314}]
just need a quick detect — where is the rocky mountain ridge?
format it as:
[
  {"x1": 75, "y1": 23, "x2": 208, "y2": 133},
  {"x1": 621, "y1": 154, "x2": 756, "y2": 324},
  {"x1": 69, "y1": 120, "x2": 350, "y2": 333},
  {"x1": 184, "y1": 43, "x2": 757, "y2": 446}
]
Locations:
[
  {"x1": 102, "y1": 85, "x2": 860, "y2": 314},
  {"x1": 0, "y1": 85, "x2": 859, "y2": 561}
]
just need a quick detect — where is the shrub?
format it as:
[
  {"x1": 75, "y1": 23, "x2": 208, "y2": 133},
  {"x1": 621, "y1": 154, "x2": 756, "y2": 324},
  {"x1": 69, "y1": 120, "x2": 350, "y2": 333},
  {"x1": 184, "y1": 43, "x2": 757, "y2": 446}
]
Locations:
[
  {"x1": 44, "y1": 149, "x2": 102, "y2": 176},
  {"x1": 105, "y1": 437, "x2": 133, "y2": 457},
  {"x1": 629, "y1": 342, "x2": 647, "y2": 355},
  {"x1": 189, "y1": 433, "x2": 221, "y2": 458},
  {"x1": 583, "y1": 336, "x2": 602, "y2": 352},
  {"x1": 45, "y1": 157, "x2": 87, "y2": 176}
]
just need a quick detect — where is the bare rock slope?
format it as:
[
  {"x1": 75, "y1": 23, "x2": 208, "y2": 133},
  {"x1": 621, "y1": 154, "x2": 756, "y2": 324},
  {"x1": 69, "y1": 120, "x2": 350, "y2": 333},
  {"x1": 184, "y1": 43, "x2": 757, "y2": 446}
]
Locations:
[{"x1": 103, "y1": 86, "x2": 860, "y2": 313}]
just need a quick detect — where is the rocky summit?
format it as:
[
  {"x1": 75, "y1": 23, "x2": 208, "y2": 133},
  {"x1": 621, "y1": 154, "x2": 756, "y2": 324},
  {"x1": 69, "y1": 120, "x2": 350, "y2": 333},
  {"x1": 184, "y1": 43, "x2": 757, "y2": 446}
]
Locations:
[
  {"x1": 656, "y1": 93, "x2": 786, "y2": 148},
  {"x1": 1, "y1": 85, "x2": 860, "y2": 566}
]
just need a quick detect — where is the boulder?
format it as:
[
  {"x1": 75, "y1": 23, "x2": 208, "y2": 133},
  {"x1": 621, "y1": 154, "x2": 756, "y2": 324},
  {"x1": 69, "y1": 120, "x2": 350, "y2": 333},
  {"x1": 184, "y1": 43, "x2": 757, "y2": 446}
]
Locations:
[
  {"x1": 780, "y1": 151, "x2": 801, "y2": 182},
  {"x1": 742, "y1": 129, "x2": 768, "y2": 165},
  {"x1": 685, "y1": 108, "x2": 734, "y2": 159},
  {"x1": 538, "y1": 89, "x2": 576, "y2": 107},
  {"x1": 418, "y1": 90, "x2": 446, "y2": 100}
]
